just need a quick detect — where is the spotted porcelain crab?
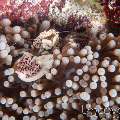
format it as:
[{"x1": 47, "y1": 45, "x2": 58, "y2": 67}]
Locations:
[
  {"x1": 14, "y1": 52, "x2": 54, "y2": 82},
  {"x1": 32, "y1": 29, "x2": 59, "y2": 53}
]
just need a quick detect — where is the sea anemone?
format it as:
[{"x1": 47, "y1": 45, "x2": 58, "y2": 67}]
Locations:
[
  {"x1": 0, "y1": 7, "x2": 120, "y2": 120},
  {"x1": 63, "y1": 31, "x2": 91, "y2": 49},
  {"x1": 0, "y1": 34, "x2": 12, "y2": 65},
  {"x1": 10, "y1": 32, "x2": 120, "y2": 119}
]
